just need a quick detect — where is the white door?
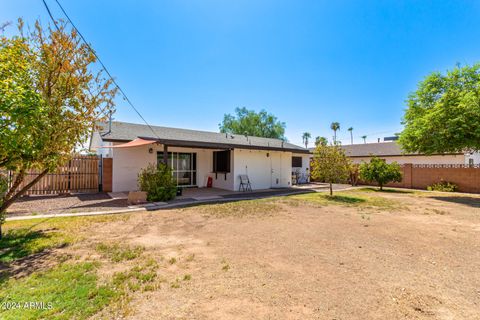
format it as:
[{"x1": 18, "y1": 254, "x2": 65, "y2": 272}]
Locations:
[{"x1": 270, "y1": 153, "x2": 282, "y2": 188}]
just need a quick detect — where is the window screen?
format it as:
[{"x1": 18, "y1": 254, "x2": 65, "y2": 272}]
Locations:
[
  {"x1": 213, "y1": 150, "x2": 231, "y2": 173},
  {"x1": 292, "y1": 156, "x2": 302, "y2": 168}
]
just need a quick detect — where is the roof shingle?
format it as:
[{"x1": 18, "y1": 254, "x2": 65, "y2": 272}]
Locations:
[{"x1": 97, "y1": 121, "x2": 308, "y2": 153}]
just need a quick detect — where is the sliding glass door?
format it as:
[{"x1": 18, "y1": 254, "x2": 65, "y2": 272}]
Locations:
[{"x1": 157, "y1": 152, "x2": 197, "y2": 187}]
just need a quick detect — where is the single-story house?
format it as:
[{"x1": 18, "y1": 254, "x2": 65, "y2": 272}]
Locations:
[
  {"x1": 336, "y1": 142, "x2": 466, "y2": 165},
  {"x1": 90, "y1": 121, "x2": 310, "y2": 192}
]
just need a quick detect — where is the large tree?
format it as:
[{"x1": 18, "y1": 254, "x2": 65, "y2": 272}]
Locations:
[
  {"x1": 0, "y1": 20, "x2": 117, "y2": 237},
  {"x1": 219, "y1": 107, "x2": 286, "y2": 139},
  {"x1": 310, "y1": 145, "x2": 351, "y2": 195},
  {"x1": 399, "y1": 63, "x2": 480, "y2": 154}
]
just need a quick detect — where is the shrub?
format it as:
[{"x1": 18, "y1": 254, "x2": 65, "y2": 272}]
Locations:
[
  {"x1": 138, "y1": 163, "x2": 177, "y2": 201},
  {"x1": 359, "y1": 157, "x2": 402, "y2": 191},
  {"x1": 427, "y1": 181, "x2": 458, "y2": 192}
]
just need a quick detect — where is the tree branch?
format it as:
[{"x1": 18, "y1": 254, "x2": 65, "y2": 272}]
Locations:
[{"x1": 0, "y1": 169, "x2": 48, "y2": 214}]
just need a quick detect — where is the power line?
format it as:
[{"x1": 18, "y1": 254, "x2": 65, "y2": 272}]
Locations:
[{"x1": 41, "y1": 0, "x2": 160, "y2": 140}]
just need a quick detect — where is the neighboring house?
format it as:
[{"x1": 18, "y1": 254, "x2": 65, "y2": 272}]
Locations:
[
  {"x1": 90, "y1": 121, "x2": 310, "y2": 192},
  {"x1": 338, "y1": 141, "x2": 466, "y2": 164}
]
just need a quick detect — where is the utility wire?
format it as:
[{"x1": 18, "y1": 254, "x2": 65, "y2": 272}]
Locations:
[{"x1": 41, "y1": 0, "x2": 160, "y2": 139}]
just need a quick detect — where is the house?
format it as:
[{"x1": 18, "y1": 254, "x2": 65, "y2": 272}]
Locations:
[
  {"x1": 338, "y1": 141, "x2": 466, "y2": 164},
  {"x1": 90, "y1": 121, "x2": 310, "y2": 192}
]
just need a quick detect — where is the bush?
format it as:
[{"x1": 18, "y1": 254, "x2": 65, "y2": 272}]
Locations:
[
  {"x1": 138, "y1": 163, "x2": 177, "y2": 202},
  {"x1": 359, "y1": 157, "x2": 402, "y2": 191},
  {"x1": 427, "y1": 181, "x2": 458, "y2": 192}
]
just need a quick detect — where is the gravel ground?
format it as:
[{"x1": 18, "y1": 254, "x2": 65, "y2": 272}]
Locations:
[{"x1": 7, "y1": 193, "x2": 128, "y2": 216}]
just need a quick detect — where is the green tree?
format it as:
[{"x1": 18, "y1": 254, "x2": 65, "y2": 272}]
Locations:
[
  {"x1": 302, "y1": 132, "x2": 311, "y2": 148},
  {"x1": 330, "y1": 122, "x2": 340, "y2": 144},
  {"x1": 348, "y1": 127, "x2": 353, "y2": 144},
  {"x1": 361, "y1": 135, "x2": 367, "y2": 144},
  {"x1": 315, "y1": 136, "x2": 328, "y2": 147},
  {"x1": 219, "y1": 107, "x2": 286, "y2": 139},
  {"x1": 359, "y1": 157, "x2": 402, "y2": 191},
  {"x1": 0, "y1": 20, "x2": 117, "y2": 237},
  {"x1": 399, "y1": 63, "x2": 480, "y2": 154},
  {"x1": 310, "y1": 145, "x2": 351, "y2": 195}
]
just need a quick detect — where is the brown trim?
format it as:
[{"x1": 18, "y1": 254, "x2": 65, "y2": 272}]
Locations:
[
  {"x1": 133, "y1": 136, "x2": 311, "y2": 154},
  {"x1": 102, "y1": 138, "x2": 131, "y2": 143}
]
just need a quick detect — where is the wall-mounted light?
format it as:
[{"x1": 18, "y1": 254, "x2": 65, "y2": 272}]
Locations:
[{"x1": 148, "y1": 147, "x2": 153, "y2": 154}]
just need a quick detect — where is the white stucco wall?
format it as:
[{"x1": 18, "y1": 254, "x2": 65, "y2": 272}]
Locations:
[
  {"x1": 292, "y1": 153, "x2": 312, "y2": 183},
  {"x1": 94, "y1": 139, "x2": 302, "y2": 192},
  {"x1": 111, "y1": 144, "x2": 155, "y2": 192},
  {"x1": 233, "y1": 149, "x2": 292, "y2": 190},
  {"x1": 350, "y1": 154, "x2": 465, "y2": 165},
  {"x1": 465, "y1": 152, "x2": 480, "y2": 165},
  {"x1": 89, "y1": 132, "x2": 112, "y2": 158},
  {"x1": 109, "y1": 144, "x2": 228, "y2": 192}
]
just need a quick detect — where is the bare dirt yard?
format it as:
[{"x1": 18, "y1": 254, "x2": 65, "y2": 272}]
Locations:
[{"x1": 1, "y1": 188, "x2": 480, "y2": 319}]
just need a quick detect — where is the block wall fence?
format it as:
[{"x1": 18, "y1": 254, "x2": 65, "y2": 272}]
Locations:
[{"x1": 373, "y1": 164, "x2": 480, "y2": 193}]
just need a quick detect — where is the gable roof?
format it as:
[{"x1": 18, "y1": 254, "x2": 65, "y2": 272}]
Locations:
[
  {"x1": 310, "y1": 141, "x2": 462, "y2": 157},
  {"x1": 96, "y1": 121, "x2": 309, "y2": 153}
]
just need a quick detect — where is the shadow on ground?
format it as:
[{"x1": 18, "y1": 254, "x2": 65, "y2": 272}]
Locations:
[
  {"x1": 359, "y1": 187, "x2": 415, "y2": 194},
  {"x1": 0, "y1": 227, "x2": 66, "y2": 284},
  {"x1": 430, "y1": 196, "x2": 480, "y2": 208}
]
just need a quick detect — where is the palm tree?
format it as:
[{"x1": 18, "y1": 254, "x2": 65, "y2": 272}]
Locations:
[
  {"x1": 361, "y1": 135, "x2": 367, "y2": 144},
  {"x1": 315, "y1": 136, "x2": 328, "y2": 147},
  {"x1": 330, "y1": 122, "x2": 340, "y2": 144},
  {"x1": 302, "y1": 132, "x2": 311, "y2": 148},
  {"x1": 348, "y1": 127, "x2": 353, "y2": 144}
]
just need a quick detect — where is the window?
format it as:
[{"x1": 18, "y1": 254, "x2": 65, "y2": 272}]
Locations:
[
  {"x1": 292, "y1": 156, "x2": 302, "y2": 168},
  {"x1": 213, "y1": 150, "x2": 231, "y2": 173},
  {"x1": 157, "y1": 152, "x2": 197, "y2": 186},
  {"x1": 469, "y1": 158, "x2": 474, "y2": 166}
]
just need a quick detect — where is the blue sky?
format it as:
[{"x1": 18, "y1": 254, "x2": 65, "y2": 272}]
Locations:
[{"x1": 3, "y1": 1, "x2": 480, "y2": 146}]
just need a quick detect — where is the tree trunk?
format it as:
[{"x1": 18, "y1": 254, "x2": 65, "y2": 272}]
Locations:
[
  {"x1": 0, "y1": 169, "x2": 49, "y2": 239},
  {"x1": 379, "y1": 183, "x2": 383, "y2": 191},
  {"x1": 329, "y1": 183, "x2": 333, "y2": 196}
]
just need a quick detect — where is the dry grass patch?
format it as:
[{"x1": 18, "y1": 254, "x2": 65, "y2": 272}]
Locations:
[
  {"x1": 280, "y1": 190, "x2": 404, "y2": 211},
  {"x1": 190, "y1": 199, "x2": 281, "y2": 218},
  {"x1": 96, "y1": 243, "x2": 145, "y2": 262}
]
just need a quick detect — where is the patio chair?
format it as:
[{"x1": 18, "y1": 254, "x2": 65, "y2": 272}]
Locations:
[{"x1": 239, "y1": 175, "x2": 252, "y2": 192}]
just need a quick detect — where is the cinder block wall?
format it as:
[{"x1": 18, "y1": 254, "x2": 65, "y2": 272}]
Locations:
[{"x1": 382, "y1": 164, "x2": 480, "y2": 193}]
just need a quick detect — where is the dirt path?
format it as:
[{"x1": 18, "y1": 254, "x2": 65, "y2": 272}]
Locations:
[{"x1": 80, "y1": 192, "x2": 480, "y2": 319}]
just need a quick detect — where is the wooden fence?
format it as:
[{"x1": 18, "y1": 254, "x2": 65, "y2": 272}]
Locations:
[{"x1": 10, "y1": 155, "x2": 101, "y2": 195}]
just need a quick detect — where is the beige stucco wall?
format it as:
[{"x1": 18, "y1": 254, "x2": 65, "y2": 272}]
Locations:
[{"x1": 350, "y1": 154, "x2": 465, "y2": 165}]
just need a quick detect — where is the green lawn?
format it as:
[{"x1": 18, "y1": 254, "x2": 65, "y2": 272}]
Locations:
[{"x1": 0, "y1": 262, "x2": 119, "y2": 320}]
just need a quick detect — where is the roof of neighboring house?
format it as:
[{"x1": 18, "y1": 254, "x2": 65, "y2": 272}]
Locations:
[
  {"x1": 340, "y1": 142, "x2": 412, "y2": 157},
  {"x1": 96, "y1": 121, "x2": 309, "y2": 153},
  {"x1": 309, "y1": 142, "x2": 463, "y2": 157}
]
